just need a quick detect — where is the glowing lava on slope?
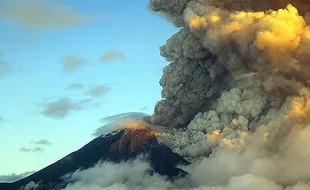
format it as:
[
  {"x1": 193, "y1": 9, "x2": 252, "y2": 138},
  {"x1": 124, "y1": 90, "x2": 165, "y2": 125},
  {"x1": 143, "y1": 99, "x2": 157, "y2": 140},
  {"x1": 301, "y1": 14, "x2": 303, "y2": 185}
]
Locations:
[{"x1": 109, "y1": 119, "x2": 161, "y2": 153}]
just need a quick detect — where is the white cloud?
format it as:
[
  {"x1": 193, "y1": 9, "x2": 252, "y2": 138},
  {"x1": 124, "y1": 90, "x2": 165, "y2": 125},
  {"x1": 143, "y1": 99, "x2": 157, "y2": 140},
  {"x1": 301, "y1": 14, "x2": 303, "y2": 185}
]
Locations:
[
  {"x1": 99, "y1": 50, "x2": 127, "y2": 63},
  {"x1": 30, "y1": 139, "x2": 52, "y2": 146},
  {"x1": 20, "y1": 147, "x2": 43, "y2": 153},
  {"x1": 0, "y1": 171, "x2": 35, "y2": 183},
  {"x1": 67, "y1": 83, "x2": 85, "y2": 90},
  {"x1": 86, "y1": 85, "x2": 111, "y2": 98},
  {"x1": 63, "y1": 159, "x2": 173, "y2": 190},
  {"x1": 40, "y1": 97, "x2": 90, "y2": 118},
  {"x1": 62, "y1": 55, "x2": 87, "y2": 73},
  {"x1": 0, "y1": 116, "x2": 5, "y2": 123},
  {"x1": 21, "y1": 181, "x2": 40, "y2": 190}
]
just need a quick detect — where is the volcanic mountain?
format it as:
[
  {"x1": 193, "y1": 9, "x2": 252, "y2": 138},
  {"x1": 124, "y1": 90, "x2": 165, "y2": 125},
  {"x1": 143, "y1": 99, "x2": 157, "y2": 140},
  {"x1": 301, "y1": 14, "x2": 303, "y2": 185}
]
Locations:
[{"x1": 0, "y1": 120, "x2": 189, "y2": 190}]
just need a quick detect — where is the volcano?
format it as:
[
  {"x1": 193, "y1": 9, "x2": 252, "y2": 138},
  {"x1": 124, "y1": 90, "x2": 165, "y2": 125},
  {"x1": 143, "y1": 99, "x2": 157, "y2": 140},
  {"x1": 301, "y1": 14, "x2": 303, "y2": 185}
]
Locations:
[{"x1": 0, "y1": 121, "x2": 189, "y2": 190}]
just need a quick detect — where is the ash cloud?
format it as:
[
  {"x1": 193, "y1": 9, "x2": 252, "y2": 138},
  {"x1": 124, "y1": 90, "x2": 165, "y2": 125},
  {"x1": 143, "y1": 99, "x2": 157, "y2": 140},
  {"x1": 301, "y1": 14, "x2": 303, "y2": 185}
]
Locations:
[
  {"x1": 0, "y1": 0, "x2": 93, "y2": 29},
  {"x1": 147, "y1": 0, "x2": 310, "y2": 189}
]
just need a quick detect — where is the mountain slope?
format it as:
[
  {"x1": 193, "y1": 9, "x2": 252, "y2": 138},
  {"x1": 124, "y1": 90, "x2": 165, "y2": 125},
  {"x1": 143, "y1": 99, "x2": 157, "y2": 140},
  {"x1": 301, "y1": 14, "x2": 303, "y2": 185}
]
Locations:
[{"x1": 0, "y1": 128, "x2": 189, "y2": 190}]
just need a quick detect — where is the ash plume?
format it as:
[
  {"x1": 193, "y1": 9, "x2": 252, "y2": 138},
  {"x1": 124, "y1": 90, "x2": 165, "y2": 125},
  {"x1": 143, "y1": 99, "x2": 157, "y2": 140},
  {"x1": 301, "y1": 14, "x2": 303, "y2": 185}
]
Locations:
[{"x1": 146, "y1": 0, "x2": 310, "y2": 189}]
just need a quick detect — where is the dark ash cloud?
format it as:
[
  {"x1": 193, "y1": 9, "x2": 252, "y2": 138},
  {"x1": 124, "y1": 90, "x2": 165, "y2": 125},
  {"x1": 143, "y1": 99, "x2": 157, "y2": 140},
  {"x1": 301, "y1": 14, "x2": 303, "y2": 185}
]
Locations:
[
  {"x1": 0, "y1": 171, "x2": 35, "y2": 183},
  {"x1": 40, "y1": 97, "x2": 90, "y2": 118},
  {"x1": 86, "y1": 85, "x2": 111, "y2": 97},
  {"x1": 20, "y1": 147, "x2": 43, "y2": 153},
  {"x1": 0, "y1": 0, "x2": 93, "y2": 29},
  {"x1": 0, "y1": 61, "x2": 12, "y2": 77},
  {"x1": 62, "y1": 55, "x2": 87, "y2": 73},
  {"x1": 99, "y1": 50, "x2": 127, "y2": 63}
]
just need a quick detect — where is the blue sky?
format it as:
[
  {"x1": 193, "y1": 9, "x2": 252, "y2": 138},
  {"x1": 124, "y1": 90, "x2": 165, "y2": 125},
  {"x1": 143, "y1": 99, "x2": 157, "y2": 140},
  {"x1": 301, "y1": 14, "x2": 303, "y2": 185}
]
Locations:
[{"x1": 0, "y1": 0, "x2": 177, "y2": 176}]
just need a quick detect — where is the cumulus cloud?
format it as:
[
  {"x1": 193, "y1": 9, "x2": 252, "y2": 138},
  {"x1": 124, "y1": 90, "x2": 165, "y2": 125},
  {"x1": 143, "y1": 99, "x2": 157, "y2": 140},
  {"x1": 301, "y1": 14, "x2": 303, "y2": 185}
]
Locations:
[
  {"x1": 0, "y1": 171, "x2": 35, "y2": 183},
  {"x1": 86, "y1": 85, "x2": 111, "y2": 97},
  {"x1": 67, "y1": 83, "x2": 85, "y2": 90},
  {"x1": 0, "y1": 0, "x2": 93, "y2": 29},
  {"x1": 20, "y1": 147, "x2": 43, "y2": 153},
  {"x1": 0, "y1": 61, "x2": 12, "y2": 77},
  {"x1": 62, "y1": 159, "x2": 174, "y2": 190},
  {"x1": 99, "y1": 50, "x2": 127, "y2": 63},
  {"x1": 30, "y1": 139, "x2": 52, "y2": 146},
  {"x1": 62, "y1": 55, "x2": 87, "y2": 73},
  {"x1": 21, "y1": 181, "x2": 40, "y2": 190},
  {"x1": 40, "y1": 97, "x2": 90, "y2": 118}
]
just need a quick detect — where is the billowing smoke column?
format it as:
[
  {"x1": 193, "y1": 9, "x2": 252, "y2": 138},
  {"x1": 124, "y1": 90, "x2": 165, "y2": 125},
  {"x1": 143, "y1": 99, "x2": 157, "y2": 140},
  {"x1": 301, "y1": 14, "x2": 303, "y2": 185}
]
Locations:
[
  {"x1": 146, "y1": 0, "x2": 310, "y2": 189},
  {"x1": 149, "y1": 0, "x2": 310, "y2": 129}
]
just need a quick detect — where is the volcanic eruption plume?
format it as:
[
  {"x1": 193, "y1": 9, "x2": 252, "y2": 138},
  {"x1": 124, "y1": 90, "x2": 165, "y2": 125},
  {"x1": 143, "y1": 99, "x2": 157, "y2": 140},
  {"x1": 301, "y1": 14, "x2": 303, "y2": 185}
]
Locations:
[{"x1": 146, "y1": 0, "x2": 310, "y2": 189}]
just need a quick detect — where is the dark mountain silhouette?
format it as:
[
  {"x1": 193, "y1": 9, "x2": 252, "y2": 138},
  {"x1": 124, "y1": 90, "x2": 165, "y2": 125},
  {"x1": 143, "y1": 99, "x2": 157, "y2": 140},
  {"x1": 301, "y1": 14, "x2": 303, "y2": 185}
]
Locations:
[{"x1": 0, "y1": 125, "x2": 189, "y2": 190}]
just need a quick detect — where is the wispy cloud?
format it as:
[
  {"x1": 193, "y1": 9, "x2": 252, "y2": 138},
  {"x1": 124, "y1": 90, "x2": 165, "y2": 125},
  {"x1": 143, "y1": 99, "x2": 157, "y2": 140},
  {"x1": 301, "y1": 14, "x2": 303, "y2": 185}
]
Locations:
[
  {"x1": 0, "y1": 171, "x2": 35, "y2": 183},
  {"x1": 0, "y1": 0, "x2": 94, "y2": 29},
  {"x1": 0, "y1": 61, "x2": 12, "y2": 77},
  {"x1": 67, "y1": 83, "x2": 85, "y2": 90},
  {"x1": 20, "y1": 147, "x2": 43, "y2": 153},
  {"x1": 86, "y1": 85, "x2": 111, "y2": 98},
  {"x1": 99, "y1": 50, "x2": 127, "y2": 63},
  {"x1": 140, "y1": 106, "x2": 149, "y2": 111},
  {"x1": 40, "y1": 97, "x2": 90, "y2": 118},
  {"x1": 0, "y1": 116, "x2": 8, "y2": 126},
  {"x1": 30, "y1": 139, "x2": 52, "y2": 146},
  {"x1": 62, "y1": 55, "x2": 87, "y2": 73}
]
